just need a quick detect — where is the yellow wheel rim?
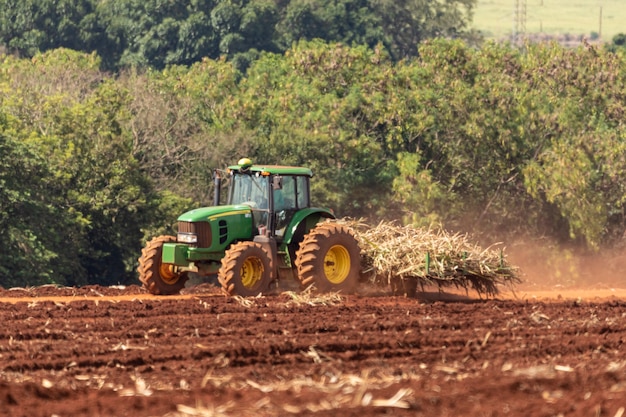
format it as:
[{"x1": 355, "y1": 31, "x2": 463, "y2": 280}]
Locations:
[
  {"x1": 324, "y1": 245, "x2": 351, "y2": 284},
  {"x1": 240, "y1": 257, "x2": 264, "y2": 289},
  {"x1": 159, "y1": 263, "x2": 180, "y2": 285}
]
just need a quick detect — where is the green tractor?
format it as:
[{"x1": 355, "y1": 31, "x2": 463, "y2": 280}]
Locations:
[{"x1": 138, "y1": 158, "x2": 361, "y2": 296}]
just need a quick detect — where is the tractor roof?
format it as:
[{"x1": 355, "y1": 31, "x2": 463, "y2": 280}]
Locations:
[{"x1": 228, "y1": 158, "x2": 313, "y2": 177}]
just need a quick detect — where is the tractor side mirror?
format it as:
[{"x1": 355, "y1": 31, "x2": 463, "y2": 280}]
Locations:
[{"x1": 272, "y1": 175, "x2": 283, "y2": 190}]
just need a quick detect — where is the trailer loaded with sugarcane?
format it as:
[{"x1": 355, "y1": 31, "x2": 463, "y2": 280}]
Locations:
[{"x1": 350, "y1": 221, "x2": 519, "y2": 297}]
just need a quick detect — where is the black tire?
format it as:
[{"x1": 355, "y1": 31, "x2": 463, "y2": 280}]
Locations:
[
  {"x1": 295, "y1": 222, "x2": 360, "y2": 293},
  {"x1": 138, "y1": 235, "x2": 189, "y2": 295},
  {"x1": 218, "y1": 241, "x2": 273, "y2": 296}
]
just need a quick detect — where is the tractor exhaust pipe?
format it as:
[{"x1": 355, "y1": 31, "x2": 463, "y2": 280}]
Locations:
[{"x1": 213, "y1": 170, "x2": 222, "y2": 206}]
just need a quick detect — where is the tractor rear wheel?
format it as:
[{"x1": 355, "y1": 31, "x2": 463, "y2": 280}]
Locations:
[
  {"x1": 218, "y1": 241, "x2": 273, "y2": 296},
  {"x1": 138, "y1": 235, "x2": 189, "y2": 295},
  {"x1": 295, "y1": 222, "x2": 360, "y2": 293}
]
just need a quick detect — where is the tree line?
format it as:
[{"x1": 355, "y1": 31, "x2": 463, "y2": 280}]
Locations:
[
  {"x1": 0, "y1": 0, "x2": 477, "y2": 72},
  {"x1": 1, "y1": 39, "x2": 625, "y2": 288}
]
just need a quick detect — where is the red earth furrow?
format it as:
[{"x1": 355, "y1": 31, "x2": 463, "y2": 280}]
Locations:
[{"x1": 1, "y1": 285, "x2": 626, "y2": 416}]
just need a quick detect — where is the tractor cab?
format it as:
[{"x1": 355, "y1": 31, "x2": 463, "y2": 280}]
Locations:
[{"x1": 225, "y1": 158, "x2": 312, "y2": 240}]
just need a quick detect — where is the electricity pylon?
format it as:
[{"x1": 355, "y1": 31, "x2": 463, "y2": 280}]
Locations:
[{"x1": 512, "y1": 0, "x2": 527, "y2": 46}]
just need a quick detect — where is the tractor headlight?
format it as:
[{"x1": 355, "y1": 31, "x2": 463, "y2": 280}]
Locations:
[{"x1": 177, "y1": 233, "x2": 198, "y2": 244}]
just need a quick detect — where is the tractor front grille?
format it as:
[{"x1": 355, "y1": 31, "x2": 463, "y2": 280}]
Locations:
[{"x1": 178, "y1": 221, "x2": 212, "y2": 248}]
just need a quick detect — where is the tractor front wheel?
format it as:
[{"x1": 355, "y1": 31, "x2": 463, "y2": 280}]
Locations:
[
  {"x1": 138, "y1": 235, "x2": 189, "y2": 295},
  {"x1": 218, "y1": 241, "x2": 273, "y2": 296},
  {"x1": 295, "y1": 222, "x2": 360, "y2": 293}
]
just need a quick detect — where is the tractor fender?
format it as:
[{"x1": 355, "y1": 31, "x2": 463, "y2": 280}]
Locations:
[{"x1": 282, "y1": 208, "x2": 334, "y2": 245}]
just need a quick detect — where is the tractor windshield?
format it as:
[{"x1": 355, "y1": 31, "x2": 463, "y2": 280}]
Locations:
[{"x1": 230, "y1": 173, "x2": 269, "y2": 209}]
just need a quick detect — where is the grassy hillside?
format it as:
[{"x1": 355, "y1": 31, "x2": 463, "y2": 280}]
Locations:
[{"x1": 472, "y1": 0, "x2": 623, "y2": 42}]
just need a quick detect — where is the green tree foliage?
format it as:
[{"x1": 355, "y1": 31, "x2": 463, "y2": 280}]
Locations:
[
  {"x1": 235, "y1": 39, "x2": 626, "y2": 247},
  {"x1": 0, "y1": 0, "x2": 95, "y2": 56},
  {"x1": 94, "y1": 0, "x2": 220, "y2": 70},
  {"x1": 119, "y1": 58, "x2": 255, "y2": 205},
  {"x1": 237, "y1": 41, "x2": 408, "y2": 216},
  {"x1": 1, "y1": 39, "x2": 625, "y2": 289},
  {"x1": 408, "y1": 40, "x2": 626, "y2": 247},
  {"x1": 275, "y1": 0, "x2": 386, "y2": 52},
  {"x1": 392, "y1": 152, "x2": 452, "y2": 227},
  {"x1": 0, "y1": 117, "x2": 73, "y2": 287},
  {"x1": 607, "y1": 33, "x2": 626, "y2": 55},
  {"x1": 0, "y1": 49, "x2": 160, "y2": 286},
  {"x1": 0, "y1": 0, "x2": 477, "y2": 71},
  {"x1": 520, "y1": 43, "x2": 626, "y2": 247},
  {"x1": 407, "y1": 40, "x2": 549, "y2": 235},
  {"x1": 370, "y1": 0, "x2": 477, "y2": 59}
]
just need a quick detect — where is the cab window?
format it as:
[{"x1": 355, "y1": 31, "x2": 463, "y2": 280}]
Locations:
[
  {"x1": 230, "y1": 173, "x2": 268, "y2": 208},
  {"x1": 274, "y1": 176, "x2": 297, "y2": 210},
  {"x1": 296, "y1": 176, "x2": 309, "y2": 208}
]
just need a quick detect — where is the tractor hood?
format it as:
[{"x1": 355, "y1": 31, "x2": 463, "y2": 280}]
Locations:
[
  {"x1": 177, "y1": 204, "x2": 253, "y2": 222},
  {"x1": 162, "y1": 204, "x2": 256, "y2": 266},
  {"x1": 174, "y1": 204, "x2": 256, "y2": 254}
]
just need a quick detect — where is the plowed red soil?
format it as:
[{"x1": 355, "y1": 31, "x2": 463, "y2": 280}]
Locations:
[{"x1": 2, "y1": 282, "x2": 626, "y2": 417}]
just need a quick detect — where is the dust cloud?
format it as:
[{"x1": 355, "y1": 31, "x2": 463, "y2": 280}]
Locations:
[{"x1": 505, "y1": 238, "x2": 626, "y2": 290}]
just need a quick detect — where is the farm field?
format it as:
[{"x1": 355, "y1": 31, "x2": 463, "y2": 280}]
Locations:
[
  {"x1": 472, "y1": 0, "x2": 623, "y2": 42},
  {"x1": 2, "y1": 283, "x2": 626, "y2": 416}
]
